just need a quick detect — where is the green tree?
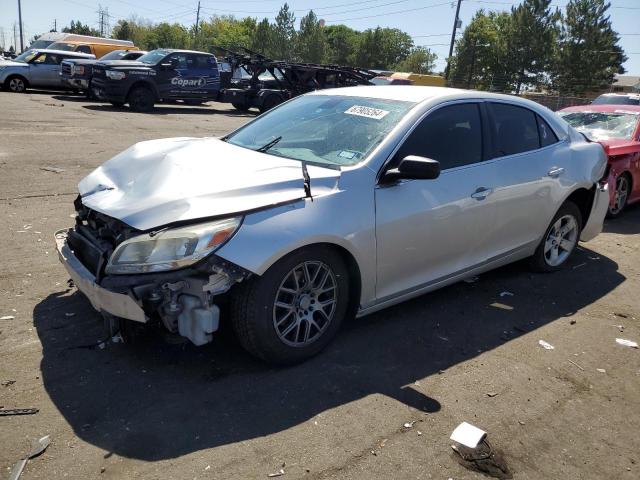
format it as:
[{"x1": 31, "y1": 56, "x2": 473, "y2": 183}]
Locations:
[
  {"x1": 250, "y1": 18, "x2": 275, "y2": 57},
  {"x1": 272, "y1": 3, "x2": 296, "y2": 61},
  {"x1": 506, "y1": 0, "x2": 560, "y2": 93},
  {"x1": 552, "y1": 0, "x2": 626, "y2": 95},
  {"x1": 62, "y1": 20, "x2": 100, "y2": 37},
  {"x1": 112, "y1": 20, "x2": 133, "y2": 41},
  {"x1": 394, "y1": 47, "x2": 437, "y2": 74},
  {"x1": 297, "y1": 10, "x2": 327, "y2": 63},
  {"x1": 324, "y1": 24, "x2": 359, "y2": 65},
  {"x1": 354, "y1": 27, "x2": 413, "y2": 69},
  {"x1": 449, "y1": 10, "x2": 511, "y2": 90},
  {"x1": 197, "y1": 15, "x2": 257, "y2": 51},
  {"x1": 145, "y1": 23, "x2": 190, "y2": 50}
]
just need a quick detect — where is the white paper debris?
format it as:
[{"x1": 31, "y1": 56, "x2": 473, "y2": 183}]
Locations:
[
  {"x1": 616, "y1": 338, "x2": 638, "y2": 349},
  {"x1": 450, "y1": 421, "x2": 487, "y2": 449},
  {"x1": 1, "y1": 315, "x2": 15, "y2": 320},
  {"x1": 596, "y1": 368, "x2": 606, "y2": 373},
  {"x1": 538, "y1": 340, "x2": 555, "y2": 350},
  {"x1": 403, "y1": 421, "x2": 415, "y2": 428}
]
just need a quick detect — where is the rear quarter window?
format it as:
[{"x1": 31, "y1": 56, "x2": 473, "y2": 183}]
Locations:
[{"x1": 490, "y1": 103, "x2": 540, "y2": 156}]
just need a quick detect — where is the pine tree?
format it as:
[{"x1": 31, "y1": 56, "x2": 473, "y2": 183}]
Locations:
[
  {"x1": 552, "y1": 0, "x2": 626, "y2": 95},
  {"x1": 272, "y1": 3, "x2": 296, "y2": 61},
  {"x1": 297, "y1": 10, "x2": 327, "y2": 63}
]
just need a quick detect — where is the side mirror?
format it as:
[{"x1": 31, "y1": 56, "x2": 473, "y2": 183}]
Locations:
[
  {"x1": 161, "y1": 58, "x2": 179, "y2": 69},
  {"x1": 383, "y1": 155, "x2": 441, "y2": 183}
]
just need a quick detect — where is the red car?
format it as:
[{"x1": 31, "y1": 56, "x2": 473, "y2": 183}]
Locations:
[{"x1": 558, "y1": 105, "x2": 640, "y2": 217}]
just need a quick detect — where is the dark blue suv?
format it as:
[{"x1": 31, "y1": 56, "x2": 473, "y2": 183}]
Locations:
[{"x1": 91, "y1": 49, "x2": 221, "y2": 112}]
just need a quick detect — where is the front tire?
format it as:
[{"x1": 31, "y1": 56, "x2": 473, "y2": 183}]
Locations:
[
  {"x1": 5, "y1": 75, "x2": 28, "y2": 93},
  {"x1": 607, "y1": 173, "x2": 631, "y2": 218},
  {"x1": 128, "y1": 87, "x2": 155, "y2": 112},
  {"x1": 231, "y1": 246, "x2": 349, "y2": 364},
  {"x1": 530, "y1": 201, "x2": 582, "y2": 272}
]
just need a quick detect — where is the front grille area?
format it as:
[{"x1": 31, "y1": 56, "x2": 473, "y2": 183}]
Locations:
[
  {"x1": 61, "y1": 62, "x2": 72, "y2": 77},
  {"x1": 70, "y1": 196, "x2": 139, "y2": 277},
  {"x1": 93, "y1": 66, "x2": 105, "y2": 79}
]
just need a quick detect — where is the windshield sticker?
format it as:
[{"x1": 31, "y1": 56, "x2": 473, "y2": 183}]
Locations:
[
  {"x1": 344, "y1": 105, "x2": 389, "y2": 120},
  {"x1": 338, "y1": 150, "x2": 357, "y2": 159}
]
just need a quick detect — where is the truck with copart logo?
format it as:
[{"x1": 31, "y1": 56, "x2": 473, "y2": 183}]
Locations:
[{"x1": 91, "y1": 48, "x2": 221, "y2": 111}]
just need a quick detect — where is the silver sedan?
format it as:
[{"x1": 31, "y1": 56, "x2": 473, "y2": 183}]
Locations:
[{"x1": 56, "y1": 86, "x2": 609, "y2": 363}]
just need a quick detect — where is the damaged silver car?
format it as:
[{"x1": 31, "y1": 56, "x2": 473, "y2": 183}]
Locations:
[{"x1": 56, "y1": 86, "x2": 609, "y2": 363}]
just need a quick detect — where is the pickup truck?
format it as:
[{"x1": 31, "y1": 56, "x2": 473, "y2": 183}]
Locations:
[
  {"x1": 91, "y1": 49, "x2": 221, "y2": 112},
  {"x1": 61, "y1": 49, "x2": 147, "y2": 95}
]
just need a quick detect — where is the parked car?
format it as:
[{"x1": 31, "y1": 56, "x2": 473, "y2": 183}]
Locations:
[
  {"x1": 90, "y1": 48, "x2": 221, "y2": 111},
  {"x1": 591, "y1": 93, "x2": 640, "y2": 106},
  {"x1": 55, "y1": 86, "x2": 609, "y2": 363},
  {"x1": 47, "y1": 37, "x2": 137, "y2": 59},
  {"x1": 558, "y1": 105, "x2": 640, "y2": 217},
  {"x1": 0, "y1": 49, "x2": 95, "y2": 93},
  {"x1": 61, "y1": 49, "x2": 147, "y2": 94}
]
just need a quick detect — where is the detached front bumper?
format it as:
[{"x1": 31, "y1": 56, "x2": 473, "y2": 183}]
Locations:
[
  {"x1": 55, "y1": 229, "x2": 147, "y2": 322},
  {"x1": 62, "y1": 77, "x2": 90, "y2": 90},
  {"x1": 580, "y1": 182, "x2": 609, "y2": 242}
]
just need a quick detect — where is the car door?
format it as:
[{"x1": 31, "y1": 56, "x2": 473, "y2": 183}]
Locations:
[
  {"x1": 186, "y1": 53, "x2": 220, "y2": 98},
  {"x1": 375, "y1": 102, "x2": 499, "y2": 301},
  {"x1": 161, "y1": 52, "x2": 189, "y2": 99},
  {"x1": 484, "y1": 102, "x2": 566, "y2": 256},
  {"x1": 29, "y1": 52, "x2": 62, "y2": 87}
]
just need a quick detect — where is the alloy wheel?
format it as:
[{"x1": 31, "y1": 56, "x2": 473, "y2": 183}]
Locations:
[
  {"x1": 609, "y1": 175, "x2": 629, "y2": 216},
  {"x1": 273, "y1": 261, "x2": 338, "y2": 347},
  {"x1": 9, "y1": 78, "x2": 25, "y2": 92},
  {"x1": 543, "y1": 214, "x2": 578, "y2": 267}
]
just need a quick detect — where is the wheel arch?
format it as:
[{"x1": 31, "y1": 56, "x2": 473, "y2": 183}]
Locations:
[
  {"x1": 126, "y1": 80, "x2": 159, "y2": 100},
  {"x1": 564, "y1": 186, "x2": 595, "y2": 229},
  {"x1": 4, "y1": 73, "x2": 29, "y2": 89}
]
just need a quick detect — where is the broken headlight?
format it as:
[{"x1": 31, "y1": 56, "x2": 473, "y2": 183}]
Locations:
[{"x1": 105, "y1": 217, "x2": 242, "y2": 274}]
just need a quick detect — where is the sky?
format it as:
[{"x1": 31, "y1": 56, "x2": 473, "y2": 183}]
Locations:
[{"x1": 1, "y1": 0, "x2": 639, "y2": 73}]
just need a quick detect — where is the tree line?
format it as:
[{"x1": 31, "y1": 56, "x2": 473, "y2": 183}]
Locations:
[
  {"x1": 59, "y1": 0, "x2": 625, "y2": 95},
  {"x1": 448, "y1": 0, "x2": 626, "y2": 96}
]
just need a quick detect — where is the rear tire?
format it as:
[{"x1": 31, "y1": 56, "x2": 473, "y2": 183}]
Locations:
[
  {"x1": 258, "y1": 95, "x2": 282, "y2": 113},
  {"x1": 606, "y1": 173, "x2": 631, "y2": 218},
  {"x1": 232, "y1": 102, "x2": 250, "y2": 111},
  {"x1": 230, "y1": 246, "x2": 349, "y2": 364},
  {"x1": 110, "y1": 101, "x2": 125, "y2": 108},
  {"x1": 529, "y1": 201, "x2": 582, "y2": 272},
  {"x1": 5, "y1": 75, "x2": 28, "y2": 93},
  {"x1": 128, "y1": 86, "x2": 155, "y2": 112}
]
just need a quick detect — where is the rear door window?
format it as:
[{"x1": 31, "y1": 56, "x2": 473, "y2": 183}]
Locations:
[
  {"x1": 77, "y1": 45, "x2": 92, "y2": 54},
  {"x1": 396, "y1": 103, "x2": 483, "y2": 170},
  {"x1": 489, "y1": 103, "x2": 540, "y2": 156}
]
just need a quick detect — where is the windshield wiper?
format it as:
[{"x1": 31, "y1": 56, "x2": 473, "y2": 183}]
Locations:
[{"x1": 256, "y1": 136, "x2": 282, "y2": 153}]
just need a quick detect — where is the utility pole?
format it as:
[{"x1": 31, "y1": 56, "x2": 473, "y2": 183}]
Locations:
[
  {"x1": 53, "y1": 19, "x2": 57, "y2": 32},
  {"x1": 195, "y1": 1, "x2": 201, "y2": 35},
  {"x1": 13, "y1": 22, "x2": 18, "y2": 51},
  {"x1": 445, "y1": 0, "x2": 463, "y2": 80},
  {"x1": 17, "y1": 0, "x2": 24, "y2": 52}
]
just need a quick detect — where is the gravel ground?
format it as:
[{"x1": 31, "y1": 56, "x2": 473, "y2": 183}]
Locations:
[{"x1": 1, "y1": 90, "x2": 639, "y2": 480}]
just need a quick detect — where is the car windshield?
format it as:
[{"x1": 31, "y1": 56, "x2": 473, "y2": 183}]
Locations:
[
  {"x1": 13, "y1": 49, "x2": 38, "y2": 63},
  {"x1": 99, "y1": 50, "x2": 127, "y2": 60},
  {"x1": 29, "y1": 40, "x2": 54, "y2": 49},
  {"x1": 48, "y1": 42, "x2": 76, "y2": 51},
  {"x1": 592, "y1": 95, "x2": 640, "y2": 106},
  {"x1": 137, "y1": 50, "x2": 169, "y2": 65},
  {"x1": 559, "y1": 111, "x2": 639, "y2": 140},
  {"x1": 225, "y1": 95, "x2": 416, "y2": 167}
]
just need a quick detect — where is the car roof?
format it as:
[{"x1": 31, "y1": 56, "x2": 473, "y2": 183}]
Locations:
[
  {"x1": 154, "y1": 48, "x2": 213, "y2": 55},
  {"x1": 559, "y1": 104, "x2": 640, "y2": 113},
  {"x1": 596, "y1": 93, "x2": 640, "y2": 98}
]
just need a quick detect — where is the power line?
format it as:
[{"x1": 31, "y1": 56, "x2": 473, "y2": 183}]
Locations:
[{"x1": 325, "y1": 1, "x2": 451, "y2": 22}]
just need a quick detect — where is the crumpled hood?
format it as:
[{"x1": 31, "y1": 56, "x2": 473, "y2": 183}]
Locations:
[{"x1": 78, "y1": 137, "x2": 341, "y2": 230}]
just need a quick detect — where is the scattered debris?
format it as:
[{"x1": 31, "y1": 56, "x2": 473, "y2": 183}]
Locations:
[
  {"x1": 0, "y1": 408, "x2": 39, "y2": 416},
  {"x1": 205, "y1": 465, "x2": 211, "y2": 471},
  {"x1": 499, "y1": 291, "x2": 514, "y2": 297},
  {"x1": 111, "y1": 333, "x2": 124, "y2": 344},
  {"x1": 490, "y1": 302, "x2": 514, "y2": 311},
  {"x1": 596, "y1": 368, "x2": 606, "y2": 373},
  {"x1": 616, "y1": 338, "x2": 639, "y2": 349},
  {"x1": 450, "y1": 424, "x2": 512, "y2": 479},
  {"x1": 568, "y1": 359, "x2": 584, "y2": 371},
  {"x1": 1, "y1": 380, "x2": 16, "y2": 387},
  {"x1": 613, "y1": 324, "x2": 625, "y2": 332},
  {"x1": 8, "y1": 435, "x2": 51, "y2": 480},
  {"x1": 436, "y1": 334, "x2": 450, "y2": 342},
  {"x1": 450, "y1": 422, "x2": 486, "y2": 449},
  {"x1": 1, "y1": 315, "x2": 15, "y2": 320},
  {"x1": 463, "y1": 276, "x2": 479, "y2": 284},
  {"x1": 614, "y1": 312, "x2": 629, "y2": 319},
  {"x1": 569, "y1": 319, "x2": 577, "y2": 325},
  {"x1": 518, "y1": 421, "x2": 525, "y2": 426},
  {"x1": 486, "y1": 392, "x2": 499, "y2": 397},
  {"x1": 40, "y1": 166, "x2": 65, "y2": 174},
  {"x1": 572, "y1": 262, "x2": 587, "y2": 270},
  {"x1": 268, "y1": 469, "x2": 285, "y2": 478},
  {"x1": 403, "y1": 421, "x2": 416, "y2": 429},
  {"x1": 538, "y1": 340, "x2": 555, "y2": 350},
  {"x1": 417, "y1": 430, "x2": 423, "y2": 436}
]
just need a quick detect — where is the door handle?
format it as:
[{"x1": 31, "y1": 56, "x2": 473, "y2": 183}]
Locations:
[
  {"x1": 547, "y1": 167, "x2": 565, "y2": 178},
  {"x1": 471, "y1": 187, "x2": 493, "y2": 200}
]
